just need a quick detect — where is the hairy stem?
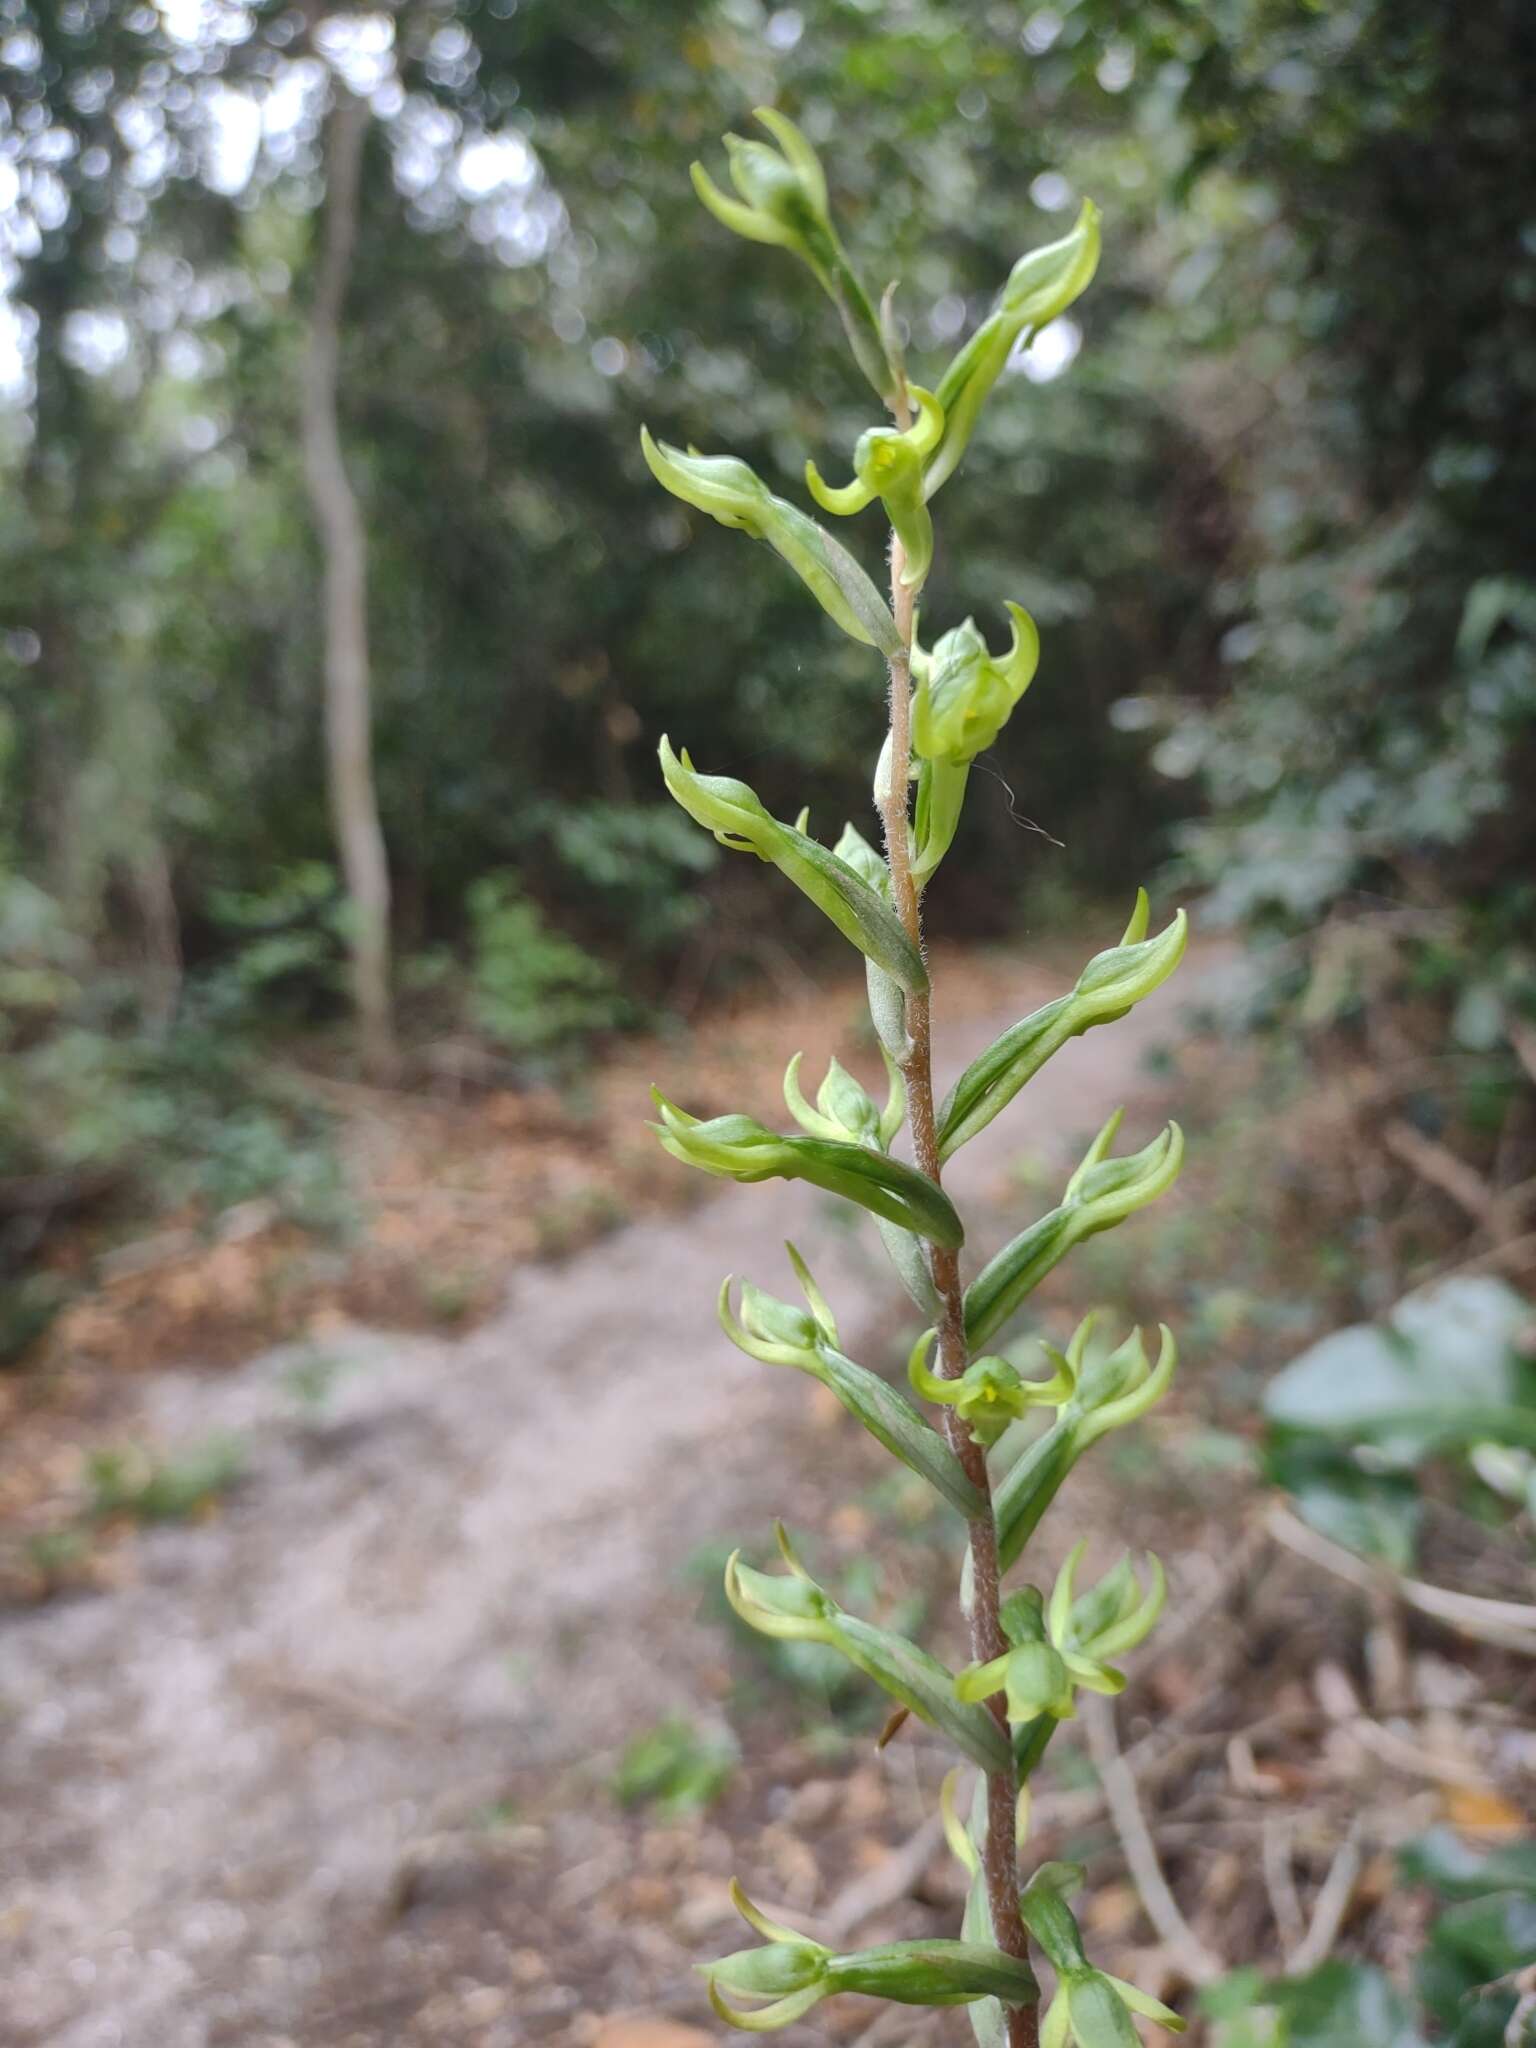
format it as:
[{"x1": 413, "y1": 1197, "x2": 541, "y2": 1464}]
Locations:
[{"x1": 878, "y1": 499, "x2": 1036, "y2": 2047}]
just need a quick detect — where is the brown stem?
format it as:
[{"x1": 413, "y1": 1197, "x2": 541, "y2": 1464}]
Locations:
[{"x1": 876, "y1": 477, "x2": 1036, "y2": 2047}]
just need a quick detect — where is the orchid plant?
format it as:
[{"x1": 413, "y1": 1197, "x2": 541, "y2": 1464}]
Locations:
[{"x1": 640, "y1": 110, "x2": 1190, "y2": 2048}]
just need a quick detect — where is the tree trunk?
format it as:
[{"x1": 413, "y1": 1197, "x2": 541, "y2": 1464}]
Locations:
[{"x1": 301, "y1": 85, "x2": 397, "y2": 1081}]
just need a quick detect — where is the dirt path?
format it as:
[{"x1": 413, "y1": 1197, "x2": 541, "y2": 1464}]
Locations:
[{"x1": 0, "y1": 958, "x2": 1207, "y2": 2048}]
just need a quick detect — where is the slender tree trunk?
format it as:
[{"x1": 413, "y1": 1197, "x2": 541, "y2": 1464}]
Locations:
[{"x1": 301, "y1": 85, "x2": 397, "y2": 1081}]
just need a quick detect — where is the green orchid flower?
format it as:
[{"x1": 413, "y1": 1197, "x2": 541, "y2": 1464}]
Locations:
[
  {"x1": 954, "y1": 1543, "x2": 1164, "y2": 1725},
  {"x1": 805, "y1": 385, "x2": 946, "y2": 587},
  {"x1": 907, "y1": 1327, "x2": 1072, "y2": 1447}
]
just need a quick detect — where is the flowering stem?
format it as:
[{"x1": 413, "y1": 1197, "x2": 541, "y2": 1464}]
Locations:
[{"x1": 877, "y1": 431, "x2": 1037, "y2": 2048}]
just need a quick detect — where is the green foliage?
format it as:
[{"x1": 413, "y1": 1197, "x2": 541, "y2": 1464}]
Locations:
[
  {"x1": 637, "y1": 104, "x2": 1189, "y2": 2041},
  {"x1": 611, "y1": 1715, "x2": 739, "y2": 1820},
  {"x1": 85, "y1": 1436, "x2": 246, "y2": 1524},
  {"x1": 1206, "y1": 1829, "x2": 1536, "y2": 2047},
  {"x1": 1262, "y1": 1277, "x2": 1536, "y2": 1567},
  {"x1": 466, "y1": 870, "x2": 626, "y2": 1062}
]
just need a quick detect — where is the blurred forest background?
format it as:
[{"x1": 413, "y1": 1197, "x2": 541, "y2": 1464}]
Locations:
[
  {"x1": 5, "y1": 0, "x2": 1533, "y2": 1309},
  {"x1": 2, "y1": 3, "x2": 1536, "y2": 2045}
]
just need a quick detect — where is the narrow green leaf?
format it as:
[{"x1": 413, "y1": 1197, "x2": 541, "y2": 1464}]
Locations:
[
  {"x1": 724, "y1": 1546, "x2": 1010, "y2": 1771},
  {"x1": 832, "y1": 1609, "x2": 1013, "y2": 1770},
  {"x1": 874, "y1": 1213, "x2": 942, "y2": 1313},
  {"x1": 640, "y1": 432, "x2": 900, "y2": 652},
  {"x1": 829, "y1": 1941, "x2": 1038, "y2": 2008},
  {"x1": 816, "y1": 1345, "x2": 985, "y2": 1518}
]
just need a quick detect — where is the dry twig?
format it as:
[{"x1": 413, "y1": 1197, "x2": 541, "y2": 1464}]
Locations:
[
  {"x1": 1083, "y1": 1695, "x2": 1224, "y2": 1985},
  {"x1": 1285, "y1": 1821, "x2": 1364, "y2": 1976},
  {"x1": 1268, "y1": 1503, "x2": 1536, "y2": 1656}
]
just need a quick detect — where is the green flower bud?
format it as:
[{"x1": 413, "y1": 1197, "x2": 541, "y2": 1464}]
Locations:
[
  {"x1": 701, "y1": 1878, "x2": 1040, "y2": 2031},
  {"x1": 938, "y1": 896, "x2": 1188, "y2": 1157},
  {"x1": 640, "y1": 433, "x2": 899, "y2": 652},
  {"x1": 690, "y1": 108, "x2": 895, "y2": 402},
  {"x1": 927, "y1": 200, "x2": 1102, "y2": 498},
  {"x1": 1047, "y1": 1539, "x2": 1166, "y2": 1697},
  {"x1": 700, "y1": 1883, "x2": 834, "y2": 2032},
  {"x1": 805, "y1": 386, "x2": 946, "y2": 589},
  {"x1": 911, "y1": 605, "x2": 1040, "y2": 766},
  {"x1": 658, "y1": 739, "x2": 925, "y2": 992},
  {"x1": 1040, "y1": 1970, "x2": 1187, "y2": 2048},
  {"x1": 782, "y1": 1049, "x2": 897, "y2": 1147},
  {"x1": 651, "y1": 1087, "x2": 963, "y2": 1245},
  {"x1": 720, "y1": 1275, "x2": 823, "y2": 1367},
  {"x1": 964, "y1": 1112, "x2": 1184, "y2": 1349}
]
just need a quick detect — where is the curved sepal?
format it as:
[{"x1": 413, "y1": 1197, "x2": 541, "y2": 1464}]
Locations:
[
  {"x1": 964, "y1": 1117, "x2": 1184, "y2": 1349},
  {"x1": 724, "y1": 1540, "x2": 1012, "y2": 1771},
  {"x1": 927, "y1": 200, "x2": 1102, "y2": 498},
  {"x1": 938, "y1": 904, "x2": 1188, "y2": 1157},
  {"x1": 659, "y1": 739, "x2": 926, "y2": 990},
  {"x1": 641, "y1": 433, "x2": 899, "y2": 653}
]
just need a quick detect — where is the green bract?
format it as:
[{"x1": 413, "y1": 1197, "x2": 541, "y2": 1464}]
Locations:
[
  {"x1": 912, "y1": 605, "x2": 1041, "y2": 766},
  {"x1": 640, "y1": 432, "x2": 900, "y2": 653},
  {"x1": 640, "y1": 111, "x2": 1198, "y2": 2042},
  {"x1": 926, "y1": 200, "x2": 1103, "y2": 497},
  {"x1": 725, "y1": 1526, "x2": 1012, "y2": 1771},
  {"x1": 658, "y1": 738, "x2": 926, "y2": 991},
  {"x1": 651, "y1": 1089, "x2": 962, "y2": 1245}
]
